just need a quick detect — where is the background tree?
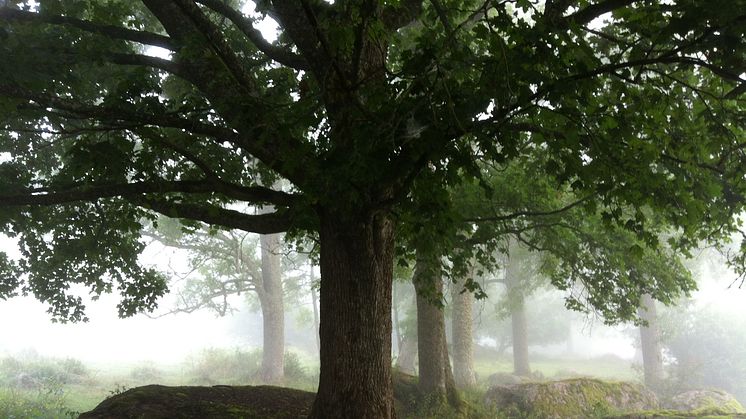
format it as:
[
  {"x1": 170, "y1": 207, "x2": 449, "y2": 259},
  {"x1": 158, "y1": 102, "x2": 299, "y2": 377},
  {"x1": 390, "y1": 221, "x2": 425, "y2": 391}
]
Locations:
[
  {"x1": 1, "y1": 1, "x2": 746, "y2": 417},
  {"x1": 144, "y1": 214, "x2": 288, "y2": 383}
]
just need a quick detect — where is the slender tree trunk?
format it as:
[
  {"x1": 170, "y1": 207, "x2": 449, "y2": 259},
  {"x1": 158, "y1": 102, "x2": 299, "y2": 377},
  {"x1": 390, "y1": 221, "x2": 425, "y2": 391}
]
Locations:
[
  {"x1": 310, "y1": 212, "x2": 395, "y2": 419},
  {"x1": 396, "y1": 328, "x2": 418, "y2": 375},
  {"x1": 510, "y1": 294, "x2": 531, "y2": 376},
  {"x1": 413, "y1": 254, "x2": 460, "y2": 408},
  {"x1": 451, "y1": 275, "x2": 476, "y2": 388},
  {"x1": 393, "y1": 283, "x2": 403, "y2": 354},
  {"x1": 639, "y1": 293, "x2": 663, "y2": 391},
  {"x1": 396, "y1": 293, "x2": 418, "y2": 375},
  {"x1": 309, "y1": 266, "x2": 320, "y2": 355},
  {"x1": 259, "y1": 229, "x2": 284, "y2": 384},
  {"x1": 504, "y1": 262, "x2": 531, "y2": 377}
]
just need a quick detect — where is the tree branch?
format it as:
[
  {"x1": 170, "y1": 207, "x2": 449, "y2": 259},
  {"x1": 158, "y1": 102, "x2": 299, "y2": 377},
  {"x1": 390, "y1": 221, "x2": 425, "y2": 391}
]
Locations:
[
  {"x1": 131, "y1": 197, "x2": 292, "y2": 234},
  {"x1": 382, "y1": 0, "x2": 423, "y2": 30},
  {"x1": 0, "y1": 179, "x2": 298, "y2": 208},
  {"x1": 0, "y1": 82, "x2": 239, "y2": 143},
  {"x1": 465, "y1": 195, "x2": 594, "y2": 223},
  {"x1": 195, "y1": 0, "x2": 309, "y2": 70},
  {"x1": 562, "y1": 0, "x2": 638, "y2": 28},
  {"x1": 0, "y1": 7, "x2": 175, "y2": 50}
]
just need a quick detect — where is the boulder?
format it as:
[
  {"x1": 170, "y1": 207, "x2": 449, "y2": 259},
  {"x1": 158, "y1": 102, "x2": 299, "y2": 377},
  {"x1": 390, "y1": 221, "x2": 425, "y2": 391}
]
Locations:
[
  {"x1": 484, "y1": 378, "x2": 659, "y2": 418},
  {"x1": 667, "y1": 389, "x2": 746, "y2": 414}
]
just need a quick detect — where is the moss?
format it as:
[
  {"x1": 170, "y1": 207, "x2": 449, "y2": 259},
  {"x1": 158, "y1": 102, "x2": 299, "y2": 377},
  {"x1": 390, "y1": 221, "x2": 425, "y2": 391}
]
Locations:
[
  {"x1": 606, "y1": 409, "x2": 746, "y2": 418},
  {"x1": 689, "y1": 396, "x2": 746, "y2": 415}
]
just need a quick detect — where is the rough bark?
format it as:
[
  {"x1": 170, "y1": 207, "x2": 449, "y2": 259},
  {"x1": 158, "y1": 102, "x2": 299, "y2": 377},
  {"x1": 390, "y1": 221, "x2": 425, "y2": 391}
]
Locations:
[
  {"x1": 310, "y1": 212, "x2": 395, "y2": 419},
  {"x1": 413, "y1": 255, "x2": 460, "y2": 408},
  {"x1": 258, "y1": 229, "x2": 284, "y2": 384},
  {"x1": 639, "y1": 293, "x2": 663, "y2": 391},
  {"x1": 451, "y1": 276, "x2": 476, "y2": 388}
]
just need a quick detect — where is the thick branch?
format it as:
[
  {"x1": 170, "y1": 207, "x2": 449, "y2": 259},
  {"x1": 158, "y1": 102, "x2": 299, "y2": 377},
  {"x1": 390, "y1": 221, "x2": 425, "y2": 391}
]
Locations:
[
  {"x1": 195, "y1": 0, "x2": 308, "y2": 70},
  {"x1": 0, "y1": 180, "x2": 297, "y2": 208},
  {"x1": 132, "y1": 197, "x2": 291, "y2": 234},
  {"x1": 0, "y1": 8, "x2": 175, "y2": 50},
  {"x1": 141, "y1": 0, "x2": 315, "y2": 187}
]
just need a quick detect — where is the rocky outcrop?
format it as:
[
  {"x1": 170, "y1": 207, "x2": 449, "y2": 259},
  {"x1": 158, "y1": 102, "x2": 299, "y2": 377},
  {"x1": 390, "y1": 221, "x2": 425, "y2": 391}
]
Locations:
[{"x1": 484, "y1": 378, "x2": 658, "y2": 418}]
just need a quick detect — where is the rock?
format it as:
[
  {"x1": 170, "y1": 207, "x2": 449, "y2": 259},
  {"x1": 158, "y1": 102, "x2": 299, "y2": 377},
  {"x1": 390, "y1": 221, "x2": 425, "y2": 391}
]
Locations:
[
  {"x1": 667, "y1": 389, "x2": 746, "y2": 414},
  {"x1": 484, "y1": 378, "x2": 659, "y2": 418},
  {"x1": 80, "y1": 374, "x2": 423, "y2": 418},
  {"x1": 78, "y1": 384, "x2": 315, "y2": 419}
]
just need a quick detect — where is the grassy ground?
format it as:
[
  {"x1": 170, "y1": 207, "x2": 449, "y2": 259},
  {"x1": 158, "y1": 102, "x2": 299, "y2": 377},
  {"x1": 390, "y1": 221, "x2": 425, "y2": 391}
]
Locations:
[{"x1": 0, "y1": 349, "x2": 636, "y2": 417}]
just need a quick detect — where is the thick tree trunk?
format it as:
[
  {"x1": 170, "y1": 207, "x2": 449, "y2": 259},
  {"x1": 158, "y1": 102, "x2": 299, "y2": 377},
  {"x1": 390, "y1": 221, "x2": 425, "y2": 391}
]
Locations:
[
  {"x1": 310, "y1": 212, "x2": 395, "y2": 419},
  {"x1": 451, "y1": 276, "x2": 476, "y2": 388},
  {"x1": 639, "y1": 293, "x2": 663, "y2": 391},
  {"x1": 413, "y1": 255, "x2": 460, "y2": 408},
  {"x1": 259, "y1": 230, "x2": 284, "y2": 384}
]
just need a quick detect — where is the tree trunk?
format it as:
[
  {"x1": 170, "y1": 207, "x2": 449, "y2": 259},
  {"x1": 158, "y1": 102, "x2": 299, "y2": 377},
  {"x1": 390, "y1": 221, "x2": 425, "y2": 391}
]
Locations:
[
  {"x1": 309, "y1": 266, "x2": 320, "y2": 355},
  {"x1": 413, "y1": 254, "x2": 460, "y2": 408},
  {"x1": 396, "y1": 328, "x2": 418, "y2": 375},
  {"x1": 505, "y1": 254, "x2": 531, "y2": 377},
  {"x1": 451, "y1": 276, "x2": 476, "y2": 388},
  {"x1": 510, "y1": 294, "x2": 531, "y2": 376},
  {"x1": 639, "y1": 293, "x2": 663, "y2": 391},
  {"x1": 259, "y1": 230, "x2": 284, "y2": 384},
  {"x1": 310, "y1": 212, "x2": 395, "y2": 419}
]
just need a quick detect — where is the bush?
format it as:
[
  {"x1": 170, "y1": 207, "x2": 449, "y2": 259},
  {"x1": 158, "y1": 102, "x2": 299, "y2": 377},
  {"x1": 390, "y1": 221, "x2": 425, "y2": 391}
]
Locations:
[
  {"x1": 187, "y1": 348, "x2": 261, "y2": 385},
  {"x1": 0, "y1": 355, "x2": 89, "y2": 387},
  {"x1": 129, "y1": 364, "x2": 163, "y2": 383},
  {"x1": 0, "y1": 378, "x2": 76, "y2": 419}
]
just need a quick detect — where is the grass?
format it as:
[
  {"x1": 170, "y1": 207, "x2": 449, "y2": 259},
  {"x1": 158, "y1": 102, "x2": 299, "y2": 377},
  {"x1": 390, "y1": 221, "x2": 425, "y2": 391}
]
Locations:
[{"x1": 473, "y1": 353, "x2": 636, "y2": 387}]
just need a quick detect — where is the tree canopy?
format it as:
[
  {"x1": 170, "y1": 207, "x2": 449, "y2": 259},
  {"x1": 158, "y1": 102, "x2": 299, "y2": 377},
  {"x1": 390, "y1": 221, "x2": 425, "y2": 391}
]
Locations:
[{"x1": 1, "y1": 1, "x2": 745, "y2": 416}]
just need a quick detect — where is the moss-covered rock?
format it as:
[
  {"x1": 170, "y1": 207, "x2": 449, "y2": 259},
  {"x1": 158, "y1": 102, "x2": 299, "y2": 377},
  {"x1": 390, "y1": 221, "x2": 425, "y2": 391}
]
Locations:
[
  {"x1": 78, "y1": 384, "x2": 315, "y2": 419},
  {"x1": 484, "y1": 378, "x2": 658, "y2": 418},
  {"x1": 666, "y1": 389, "x2": 745, "y2": 414}
]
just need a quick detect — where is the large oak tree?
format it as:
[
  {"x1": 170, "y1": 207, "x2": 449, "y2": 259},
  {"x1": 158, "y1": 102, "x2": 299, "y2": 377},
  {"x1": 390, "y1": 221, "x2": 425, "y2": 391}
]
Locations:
[{"x1": 1, "y1": 1, "x2": 745, "y2": 417}]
